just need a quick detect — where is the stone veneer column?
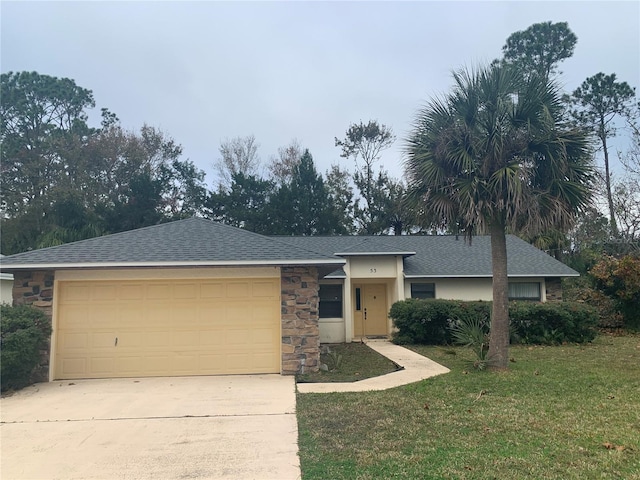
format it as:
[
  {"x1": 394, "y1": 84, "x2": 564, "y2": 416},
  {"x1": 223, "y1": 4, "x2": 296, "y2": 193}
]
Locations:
[
  {"x1": 12, "y1": 270, "x2": 55, "y2": 381},
  {"x1": 280, "y1": 266, "x2": 320, "y2": 375},
  {"x1": 545, "y1": 278, "x2": 563, "y2": 302}
]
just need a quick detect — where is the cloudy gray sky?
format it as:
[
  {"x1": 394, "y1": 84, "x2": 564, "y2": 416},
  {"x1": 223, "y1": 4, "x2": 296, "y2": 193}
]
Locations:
[{"x1": 2, "y1": 1, "x2": 639, "y2": 185}]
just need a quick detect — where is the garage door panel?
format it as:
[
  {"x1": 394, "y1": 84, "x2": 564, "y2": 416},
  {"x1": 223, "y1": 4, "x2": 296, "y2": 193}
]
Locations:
[
  {"x1": 119, "y1": 284, "x2": 145, "y2": 300},
  {"x1": 144, "y1": 305, "x2": 173, "y2": 326},
  {"x1": 57, "y1": 306, "x2": 83, "y2": 326},
  {"x1": 147, "y1": 283, "x2": 172, "y2": 299},
  {"x1": 173, "y1": 331, "x2": 201, "y2": 346},
  {"x1": 252, "y1": 281, "x2": 278, "y2": 297},
  {"x1": 59, "y1": 284, "x2": 90, "y2": 302},
  {"x1": 145, "y1": 331, "x2": 172, "y2": 347},
  {"x1": 118, "y1": 305, "x2": 146, "y2": 325},
  {"x1": 227, "y1": 282, "x2": 251, "y2": 298},
  {"x1": 91, "y1": 332, "x2": 117, "y2": 348},
  {"x1": 92, "y1": 284, "x2": 118, "y2": 301},
  {"x1": 61, "y1": 357, "x2": 88, "y2": 376},
  {"x1": 142, "y1": 356, "x2": 172, "y2": 373},
  {"x1": 174, "y1": 283, "x2": 198, "y2": 299},
  {"x1": 58, "y1": 332, "x2": 89, "y2": 350},
  {"x1": 174, "y1": 355, "x2": 199, "y2": 373},
  {"x1": 199, "y1": 331, "x2": 225, "y2": 346},
  {"x1": 250, "y1": 328, "x2": 278, "y2": 344},
  {"x1": 55, "y1": 277, "x2": 281, "y2": 379},
  {"x1": 200, "y1": 282, "x2": 225, "y2": 298},
  {"x1": 89, "y1": 357, "x2": 115, "y2": 375},
  {"x1": 116, "y1": 356, "x2": 145, "y2": 374}
]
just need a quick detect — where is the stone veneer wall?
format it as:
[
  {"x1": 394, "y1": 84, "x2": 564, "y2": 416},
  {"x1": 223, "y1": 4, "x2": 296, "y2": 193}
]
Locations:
[
  {"x1": 281, "y1": 266, "x2": 320, "y2": 375},
  {"x1": 545, "y1": 278, "x2": 562, "y2": 302},
  {"x1": 12, "y1": 270, "x2": 55, "y2": 382}
]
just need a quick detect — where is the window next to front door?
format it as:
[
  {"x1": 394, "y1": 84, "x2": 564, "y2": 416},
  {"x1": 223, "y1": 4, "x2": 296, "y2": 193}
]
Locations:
[
  {"x1": 411, "y1": 283, "x2": 435, "y2": 299},
  {"x1": 319, "y1": 284, "x2": 343, "y2": 318}
]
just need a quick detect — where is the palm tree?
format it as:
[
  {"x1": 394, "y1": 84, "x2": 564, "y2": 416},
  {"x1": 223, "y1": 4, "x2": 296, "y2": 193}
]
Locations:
[{"x1": 405, "y1": 64, "x2": 594, "y2": 369}]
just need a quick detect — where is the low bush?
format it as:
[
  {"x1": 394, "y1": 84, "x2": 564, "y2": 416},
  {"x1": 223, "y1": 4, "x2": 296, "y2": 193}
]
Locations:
[
  {"x1": 509, "y1": 302, "x2": 598, "y2": 344},
  {"x1": 564, "y1": 284, "x2": 624, "y2": 328},
  {"x1": 390, "y1": 299, "x2": 490, "y2": 345},
  {"x1": 590, "y1": 255, "x2": 640, "y2": 330},
  {"x1": 390, "y1": 299, "x2": 598, "y2": 346},
  {"x1": 1, "y1": 304, "x2": 51, "y2": 392}
]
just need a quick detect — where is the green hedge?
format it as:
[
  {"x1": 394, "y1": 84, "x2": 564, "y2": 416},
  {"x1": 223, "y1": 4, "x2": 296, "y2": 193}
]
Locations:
[
  {"x1": 509, "y1": 301, "x2": 599, "y2": 344},
  {"x1": 390, "y1": 299, "x2": 598, "y2": 345},
  {"x1": 1, "y1": 304, "x2": 51, "y2": 392},
  {"x1": 389, "y1": 299, "x2": 491, "y2": 345}
]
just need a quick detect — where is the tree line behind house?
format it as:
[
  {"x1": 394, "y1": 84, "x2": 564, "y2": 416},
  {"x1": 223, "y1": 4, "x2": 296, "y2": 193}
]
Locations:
[{"x1": 1, "y1": 21, "x2": 639, "y2": 369}]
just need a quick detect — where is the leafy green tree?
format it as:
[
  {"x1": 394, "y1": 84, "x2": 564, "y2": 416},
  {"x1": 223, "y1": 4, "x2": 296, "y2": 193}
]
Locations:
[
  {"x1": 99, "y1": 172, "x2": 165, "y2": 234},
  {"x1": 36, "y1": 193, "x2": 103, "y2": 248},
  {"x1": 270, "y1": 150, "x2": 346, "y2": 235},
  {"x1": 501, "y1": 21, "x2": 577, "y2": 81},
  {"x1": 405, "y1": 64, "x2": 594, "y2": 369},
  {"x1": 352, "y1": 170, "x2": 410, "y2": 235},
  {"x1": 0, "y1": 72, "x2": 208, "y2": 253},
  {"x1": 207, "y1": 172, "x2": 276, "y2": 234},
  {"x1": 570, "y1": 73, "x2": 636, "y2": 235},
  {"x1": 79, "y1": 124, "x2": 207, "y2": 232},
  {"x1": 570, "y1": 207, "x2": 612, "y2": 267},
  {"x1": 1, "y1": 71, "x2": 95, "y2": 219},
  {"x1": 325, "y1": 164, "x2": 356, "y2": 234},
  {"x1": 335, "y1": 120, "x2": 395, "y2": 233}
]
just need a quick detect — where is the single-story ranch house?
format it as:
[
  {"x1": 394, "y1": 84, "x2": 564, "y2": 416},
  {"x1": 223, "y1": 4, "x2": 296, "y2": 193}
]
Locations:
[{"x1": 0, "y1": 217, "x2": 577, "y2": 381}]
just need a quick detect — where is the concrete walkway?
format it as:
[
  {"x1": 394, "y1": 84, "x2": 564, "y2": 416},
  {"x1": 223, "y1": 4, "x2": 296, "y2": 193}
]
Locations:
[{"x1": 297, "y1": 340, "x2": 450, "y2": 393}]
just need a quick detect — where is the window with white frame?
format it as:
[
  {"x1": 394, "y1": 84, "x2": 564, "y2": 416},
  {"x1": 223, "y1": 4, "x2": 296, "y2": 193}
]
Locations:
[
  {"x1": 411, "y1": 282, "x2": 435, "y2": 299},
  {"x1": 319, "y1": 284, "x2": 343, "y2": 318},
  {"x1": 508, "y1": 282, "x2": 541, "y2": 301}
]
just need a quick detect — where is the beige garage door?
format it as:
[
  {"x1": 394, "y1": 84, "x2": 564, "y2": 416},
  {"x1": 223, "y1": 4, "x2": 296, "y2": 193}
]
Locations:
[{"x1": 54, "y1": 278, "x2": 281, "y2": 379}]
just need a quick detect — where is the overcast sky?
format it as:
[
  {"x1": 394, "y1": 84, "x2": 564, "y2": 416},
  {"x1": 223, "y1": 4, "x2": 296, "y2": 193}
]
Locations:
[{"x1": 2, "y1": 1, "x2": 639, "y2": 185}]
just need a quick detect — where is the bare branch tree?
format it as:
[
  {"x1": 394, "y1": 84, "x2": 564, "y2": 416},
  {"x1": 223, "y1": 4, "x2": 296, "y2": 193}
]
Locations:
[
  {"x1": 267, "y1": 139, "x2": 303, "y2": 184},
  {"x1": 214, "y1": 135, "x2": 260, "y2": 190}
]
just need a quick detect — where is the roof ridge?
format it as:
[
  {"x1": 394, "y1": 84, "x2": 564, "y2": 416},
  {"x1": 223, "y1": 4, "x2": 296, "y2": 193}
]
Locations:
[{"x1": 264, "y1": 235, "x2": 341, "y2": 260}]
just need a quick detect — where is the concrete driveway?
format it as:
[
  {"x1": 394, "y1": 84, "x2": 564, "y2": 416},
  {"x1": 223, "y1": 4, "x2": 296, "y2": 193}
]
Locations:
[{"x1": 1, "y1": 375, "x2": 300, "y2": 480}]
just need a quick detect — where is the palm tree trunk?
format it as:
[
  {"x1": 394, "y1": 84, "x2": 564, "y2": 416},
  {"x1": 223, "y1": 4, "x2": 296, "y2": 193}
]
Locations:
[{"x1": 488, "y1": 218, "x2": 510, "y2": 370}]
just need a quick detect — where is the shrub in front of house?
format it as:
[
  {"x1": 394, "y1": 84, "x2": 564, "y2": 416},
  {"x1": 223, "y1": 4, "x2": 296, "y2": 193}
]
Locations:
[
  {"x1": 390, "y1": 299, "x2": 598, "y2": 346},
  {"x1": 390, "y1": 299, "x2": 491, "y2": 345},
  {"x1": 1, "y1": 304, "x2": 51, "y2": 392},
  {"x1": 509, "y1": 301, "x2": 599, "y2": 344}
]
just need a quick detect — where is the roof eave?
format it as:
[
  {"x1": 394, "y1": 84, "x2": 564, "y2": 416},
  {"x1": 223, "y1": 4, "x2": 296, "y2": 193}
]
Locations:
[
  {"x1": 0, "y1": 258, "x2": 347, "y2": 271},
  {"x1": 404, "y1": 273, "x2": 579, "y2": 278},
  {"x1": 335, "y1": 251, "x2": 416, "y2": 257}
]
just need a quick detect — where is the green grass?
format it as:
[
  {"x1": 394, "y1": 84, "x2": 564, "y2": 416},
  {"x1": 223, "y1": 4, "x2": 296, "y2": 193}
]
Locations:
[
  {"x1": 296, "y1": 342, "x2": 401, "y2": 383},
  {"x1": 297, "y1": 334, "x2": 640, "y2": 479}
]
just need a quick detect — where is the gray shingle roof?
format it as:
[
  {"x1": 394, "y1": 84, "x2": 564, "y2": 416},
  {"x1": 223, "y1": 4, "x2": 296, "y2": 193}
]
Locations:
[
  {"x1": 0, "y1": 218, "x2": 577, "y2": 278},
  {"x1": 275, "y1": 235, "x2": 578, "y2": 278},
  {"x1": 0, "y1": 218, "x2": 344, "y2": 269}
]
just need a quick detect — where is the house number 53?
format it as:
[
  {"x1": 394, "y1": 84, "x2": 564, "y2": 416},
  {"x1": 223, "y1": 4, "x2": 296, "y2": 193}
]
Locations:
[{"x1": 370, "y1": 268, "x2": 377, "y2": 273}]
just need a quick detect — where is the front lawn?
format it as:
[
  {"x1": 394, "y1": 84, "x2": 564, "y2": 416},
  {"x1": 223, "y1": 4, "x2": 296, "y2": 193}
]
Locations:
[
  {"x1": 297, "y1": 335, "x2": 640, "y2": 479},
  {"x1": 297, "y1": 342, "x2": 401, "y2": 383}
]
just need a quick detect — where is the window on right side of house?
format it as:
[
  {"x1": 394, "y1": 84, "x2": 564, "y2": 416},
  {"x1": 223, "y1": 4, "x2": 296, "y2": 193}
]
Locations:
[
  {"x1": 411, "y1": 283, "x2": 435, "y2": 299},
  {"x1": 508, "y1": 282, "x2": 541, "y2": 301}
]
